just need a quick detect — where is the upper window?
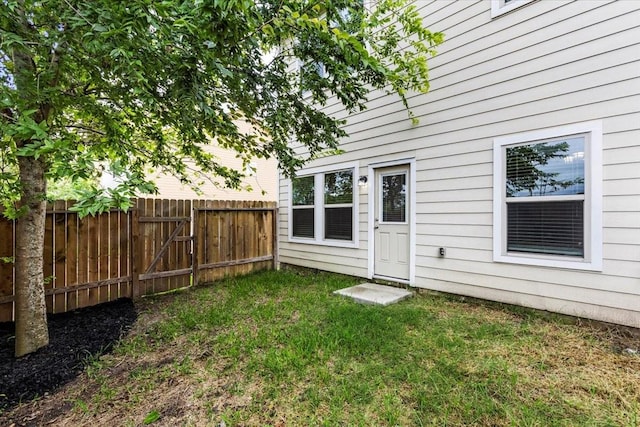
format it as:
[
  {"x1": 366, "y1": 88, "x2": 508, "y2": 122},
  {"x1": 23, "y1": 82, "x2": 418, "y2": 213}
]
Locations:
[
  {"x1": 490, "y1": 0, "x2": 535, "y2": 18},
  {"x1": 493, "y1": 122, "x2": 602, "y2": 270},
  {"x1": 289, "y1": 162, "x2": 359, "y2": 247},
  {"x1": 329, "y1": 1, "x2": 365, "y2": 33},
  {"x1": 298, "y1": 58, "x2": 327, "y2": 99}
]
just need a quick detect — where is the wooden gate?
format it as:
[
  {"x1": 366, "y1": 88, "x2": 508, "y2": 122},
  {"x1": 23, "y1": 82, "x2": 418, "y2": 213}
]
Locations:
[
  {"x1": 134, "y1": 199, "x2": 193, "y2": 297},
  {"x1": 192, "y1": 200, "x2": 277, "y2": 286}
]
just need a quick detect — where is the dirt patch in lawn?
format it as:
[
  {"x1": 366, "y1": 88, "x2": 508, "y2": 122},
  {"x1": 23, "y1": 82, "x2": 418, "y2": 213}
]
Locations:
[{"x1": 0, "y1": 299, "x2": 137, "y2": 413}]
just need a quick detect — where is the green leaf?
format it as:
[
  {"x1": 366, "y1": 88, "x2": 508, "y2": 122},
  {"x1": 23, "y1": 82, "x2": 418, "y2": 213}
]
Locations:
[
  {"x1": 92, "y1": 24, "x2": 108, "y2": 32},
  {"x1": 143, "y1": 410, "x2": 160, "y2": 425}
]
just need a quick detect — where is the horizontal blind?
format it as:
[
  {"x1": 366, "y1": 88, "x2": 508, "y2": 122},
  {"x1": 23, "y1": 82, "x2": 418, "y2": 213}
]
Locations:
[
  {"x1": 381, "y1": 173, "x2": 407, "y2": 222},
  {"x1": 507, "y1": 200, "x2": 584, "y2": 257},
  {"x1": 292, "y1": 208, "x2": 314, "y2": 238},
  {"x1": 324, "y1": 207, "x2": 353, "y2": 240}
]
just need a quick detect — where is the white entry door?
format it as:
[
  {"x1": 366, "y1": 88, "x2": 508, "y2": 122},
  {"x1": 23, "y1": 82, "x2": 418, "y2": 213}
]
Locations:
[{"x1": 374, "y1": 165, "x2": 410, "y2": 281}]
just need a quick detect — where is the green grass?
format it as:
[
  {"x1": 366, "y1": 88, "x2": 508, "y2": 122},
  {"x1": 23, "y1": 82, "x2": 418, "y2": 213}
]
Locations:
[{"x1": 61, "y1": 269, "x2": 640, "y2": 426}]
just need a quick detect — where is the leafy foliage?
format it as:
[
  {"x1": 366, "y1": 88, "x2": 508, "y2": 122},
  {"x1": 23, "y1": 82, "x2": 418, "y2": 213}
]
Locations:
[{"x1": 1, "y1": 0, "x2": 442, "y2": 215}]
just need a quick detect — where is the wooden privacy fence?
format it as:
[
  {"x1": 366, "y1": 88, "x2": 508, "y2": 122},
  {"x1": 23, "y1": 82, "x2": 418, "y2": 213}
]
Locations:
[{"x1": 0, "y1": 199, "x2": 277, "y2": 322}]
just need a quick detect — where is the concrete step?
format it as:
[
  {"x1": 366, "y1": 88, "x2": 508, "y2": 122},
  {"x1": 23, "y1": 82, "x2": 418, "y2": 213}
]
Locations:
[{"x1": 333, "y1": 283, "x2": 413, "y2": 306}]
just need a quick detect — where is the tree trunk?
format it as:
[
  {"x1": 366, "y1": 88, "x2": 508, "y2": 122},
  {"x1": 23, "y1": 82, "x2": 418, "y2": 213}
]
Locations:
[{"x1": 14, "y1": 155, "x2": 49, "y2": 358}]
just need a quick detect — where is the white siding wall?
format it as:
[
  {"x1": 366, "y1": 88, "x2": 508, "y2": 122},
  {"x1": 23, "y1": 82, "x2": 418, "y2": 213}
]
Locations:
[{"x1": 278, "y1": 0, "x2": 640, "y2": 327}]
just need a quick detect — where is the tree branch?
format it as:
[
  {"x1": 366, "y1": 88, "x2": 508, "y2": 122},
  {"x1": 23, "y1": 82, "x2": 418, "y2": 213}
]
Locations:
[
  {"x1": 1, "y1": 108, "x2": 15, "y2": 122},
  {"x1": 64, "y1": 125, "x2": 106, "y2": 136},
  {"x1": 239, "y1": 0, "x2": 286, "y2": 43},
  {"x1": 62, "y1": 0, "x2": 93, "y2": 26}
]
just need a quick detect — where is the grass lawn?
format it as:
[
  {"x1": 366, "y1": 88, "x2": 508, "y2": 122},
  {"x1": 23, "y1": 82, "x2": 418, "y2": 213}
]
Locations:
[{"x1": 8, "y1": 269, "x2": 640, "y2": 426}]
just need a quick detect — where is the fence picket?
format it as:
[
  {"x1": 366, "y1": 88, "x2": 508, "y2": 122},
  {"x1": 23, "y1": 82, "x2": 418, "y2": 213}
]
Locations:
[
  {"x1": 43, "y1": 206, "x2": 54, "y2": 312},
  {"x1": 65, "y1": 204, "x2": 79, "y2": 311},
  {"x1": 53, "y1": 200, "x2": 67, "y2": 313},
  {"x1": 76, "y1": 212, "x2": 89, "y2": 308},
  {"x1": 109, "y1": 210, "x2": 120, "y2": 300},
  {"x1": 98, "y1": 209, "x2": 110, "y2": 304},
  {"x1": 87, "y1": 214, "x2": 99, "y2": 306},
  {"x1": 0, "y1": 217, "x2": 14, "y2": 322}
]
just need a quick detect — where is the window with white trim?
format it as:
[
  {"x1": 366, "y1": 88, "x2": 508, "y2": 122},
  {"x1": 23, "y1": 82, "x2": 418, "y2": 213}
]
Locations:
[
  {"x1": 291, "y1": 175, "x2": 315, "y2": 239},
  {"x1": 290, "y1": 163, "x2": 358, "y2": 247},
  {"x1": 493, "y1": 122, "x2": 602, "y2": 270},
  {"x1": 490, "y1": 0, "x2": 535, "y2": 18},
  {"x1": 323, "y1": 170, "x2": 353, "y2": 240}
]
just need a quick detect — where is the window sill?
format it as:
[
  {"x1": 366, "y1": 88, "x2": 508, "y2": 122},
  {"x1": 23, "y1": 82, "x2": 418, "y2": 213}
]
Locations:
[
  {"x1": 491, "y1": 0, "x2": 535, "y2": 18},
  {"x1": 493, "y1": 253, "x2": 602, "y2": 272},
  {"x1": 288, "y1": 237, "x2": 359, "y2": 249}
]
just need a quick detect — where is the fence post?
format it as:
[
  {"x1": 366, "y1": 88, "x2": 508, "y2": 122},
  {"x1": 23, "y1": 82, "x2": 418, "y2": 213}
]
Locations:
[
  {"x1": 192, "y1": 207, "x2": 199, "y2": 288},
  {"x1": 271, "y1": 206, "x2": 278, "y2": 270},
  {"x1": 130, "y1": 207, "x2": 140, "y2": 299}
]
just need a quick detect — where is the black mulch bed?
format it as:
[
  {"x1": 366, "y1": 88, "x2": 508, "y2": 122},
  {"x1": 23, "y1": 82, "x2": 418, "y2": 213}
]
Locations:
[{"x1": 0, "y1": 298, "x2": 137, "y2": 412}]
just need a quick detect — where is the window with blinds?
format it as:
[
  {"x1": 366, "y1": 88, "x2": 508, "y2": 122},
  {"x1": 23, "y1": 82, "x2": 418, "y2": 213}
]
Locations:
[
  {"x1": 504, "y1": 136, "x2": 585, "y2": 257},
  {"x1": 493, "y1": 121, "x2": 602, "y2": 270},
  {"x1": 381, "y1": 172, "x2": 407, "y2": 223},
  {"x1": 507, "y1": 200, "x2": 584, "y2": 256},
  {"x1": 292, "y1": 176, "x2": 315, "y2": 238},
  {"x1": 289, "y1": 163, "x2": 358, "y2": 247},
  {"x1": 324, "y1": 170, "x2": 353, "y2": 240}
]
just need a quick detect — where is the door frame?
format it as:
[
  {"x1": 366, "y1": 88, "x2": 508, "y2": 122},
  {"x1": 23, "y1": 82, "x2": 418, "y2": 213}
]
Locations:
[{"x1": 367, "y1": 158, "x2": 416, "y2": 284}]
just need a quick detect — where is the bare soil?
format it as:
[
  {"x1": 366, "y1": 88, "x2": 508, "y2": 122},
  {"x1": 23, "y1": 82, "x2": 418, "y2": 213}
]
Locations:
[{"x1": 0, "y1": 299, "x2": 137, "y2": 414}]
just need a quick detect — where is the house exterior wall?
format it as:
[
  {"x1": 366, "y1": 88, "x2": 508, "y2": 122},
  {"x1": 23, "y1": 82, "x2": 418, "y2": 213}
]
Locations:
[
  {"x1": 151, "y1": 119, "x2": 278, "y2": 201},
  {"x1": 278, "y1": 0, "x2": 640, "y2": 327},
  {"x1": 151, "y1": 146, "x2": 278, "y2": 202}
]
